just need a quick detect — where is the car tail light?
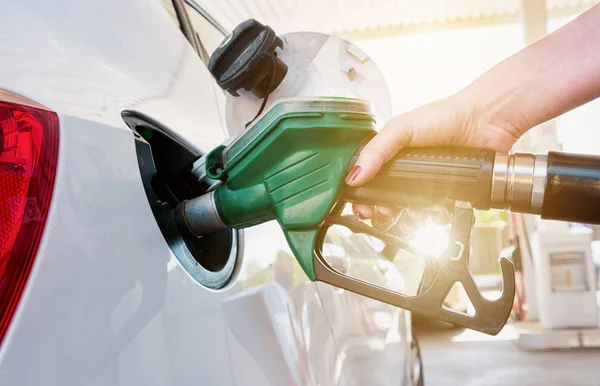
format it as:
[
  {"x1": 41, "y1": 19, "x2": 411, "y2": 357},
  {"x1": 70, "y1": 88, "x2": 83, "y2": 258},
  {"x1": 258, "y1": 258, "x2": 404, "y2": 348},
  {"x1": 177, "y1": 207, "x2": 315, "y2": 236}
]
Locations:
[{"x1": 0, "y1": 94, "x2": 59, "y2": 345}]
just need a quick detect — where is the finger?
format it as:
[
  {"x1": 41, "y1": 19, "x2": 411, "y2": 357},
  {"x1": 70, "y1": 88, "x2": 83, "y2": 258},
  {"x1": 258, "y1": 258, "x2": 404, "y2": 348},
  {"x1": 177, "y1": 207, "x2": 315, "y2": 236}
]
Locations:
[
  {"x1": 345, "y1": 116, "x2": 414, "y2": 186},
  {"x1": 353, "y1": 204, "x2": 374, "y2": 219},
  {"x1": 372, "y1": 216, "x2": 394, "y2": 232},
  {"x1": 375, "y1": 206, "x2": 399, "y2": 222},
  {"x1": 372, "y1": 206, "x2": 398, "y2": 231}
]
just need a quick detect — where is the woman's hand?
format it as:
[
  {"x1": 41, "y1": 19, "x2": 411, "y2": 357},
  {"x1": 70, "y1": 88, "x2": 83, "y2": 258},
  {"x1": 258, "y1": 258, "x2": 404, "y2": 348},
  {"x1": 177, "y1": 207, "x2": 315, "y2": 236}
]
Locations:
[
  {"x1": 347, "y1": 91, "x2": 525, "y2": 225},
  {"x1": 346, "y1": 92, "x2": 523, "y2": 187}
]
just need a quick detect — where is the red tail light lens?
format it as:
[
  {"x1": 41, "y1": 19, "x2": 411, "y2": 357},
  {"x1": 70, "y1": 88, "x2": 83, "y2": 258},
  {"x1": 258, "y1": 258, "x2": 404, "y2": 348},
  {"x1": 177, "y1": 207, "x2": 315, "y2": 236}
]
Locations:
[{"x1": 0, "y1": 97, "x2": 59, "y2": 345}]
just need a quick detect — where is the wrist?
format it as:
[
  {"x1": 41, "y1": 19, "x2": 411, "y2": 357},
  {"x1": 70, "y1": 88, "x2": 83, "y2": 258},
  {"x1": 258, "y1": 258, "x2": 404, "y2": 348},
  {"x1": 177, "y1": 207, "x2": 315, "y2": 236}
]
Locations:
[{"x1": 458, "y1": 83, "x2": 529, "y2": 138}]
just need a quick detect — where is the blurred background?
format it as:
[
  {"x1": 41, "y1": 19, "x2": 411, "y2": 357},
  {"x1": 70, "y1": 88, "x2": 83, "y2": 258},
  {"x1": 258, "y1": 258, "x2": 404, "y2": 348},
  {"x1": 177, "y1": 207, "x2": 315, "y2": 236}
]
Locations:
[{"x1": 187, "y1": 1, "x2": 600, "y2": 384}]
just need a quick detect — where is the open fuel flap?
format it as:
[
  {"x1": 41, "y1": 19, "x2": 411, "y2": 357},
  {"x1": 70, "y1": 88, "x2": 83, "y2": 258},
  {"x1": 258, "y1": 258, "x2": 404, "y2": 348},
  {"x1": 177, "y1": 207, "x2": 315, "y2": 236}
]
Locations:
[{"x1": 123, "y1": 111, "x2": 242, "y2": 290}]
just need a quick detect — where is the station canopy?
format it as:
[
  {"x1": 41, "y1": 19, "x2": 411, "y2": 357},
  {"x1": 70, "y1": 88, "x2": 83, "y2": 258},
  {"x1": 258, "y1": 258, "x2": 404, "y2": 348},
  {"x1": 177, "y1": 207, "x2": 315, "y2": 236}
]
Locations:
[{"x1": 192, "y1": 0, "x2": 598, "y2": 36}]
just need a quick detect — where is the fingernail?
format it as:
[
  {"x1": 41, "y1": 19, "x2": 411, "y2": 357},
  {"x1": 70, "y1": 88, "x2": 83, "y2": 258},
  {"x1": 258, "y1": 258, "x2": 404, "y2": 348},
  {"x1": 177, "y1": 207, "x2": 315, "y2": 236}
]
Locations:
[{"x1": 345, "y1": 165, "x2": 361, "y2": 184}]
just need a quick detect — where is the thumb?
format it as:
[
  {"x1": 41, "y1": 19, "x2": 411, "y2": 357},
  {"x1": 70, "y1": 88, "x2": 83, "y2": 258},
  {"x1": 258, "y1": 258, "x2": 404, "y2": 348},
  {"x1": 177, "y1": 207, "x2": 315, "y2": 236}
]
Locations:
[{"x1": 345, "y1": 117, "x2": 414, "y2": 186}]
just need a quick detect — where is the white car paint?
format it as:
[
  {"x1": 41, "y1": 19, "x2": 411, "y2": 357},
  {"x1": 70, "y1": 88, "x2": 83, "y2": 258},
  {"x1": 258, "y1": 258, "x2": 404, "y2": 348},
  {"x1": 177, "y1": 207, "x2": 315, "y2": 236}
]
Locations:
[{"x1": 0, "y1": 1, "x2": 418, "y2": 384}]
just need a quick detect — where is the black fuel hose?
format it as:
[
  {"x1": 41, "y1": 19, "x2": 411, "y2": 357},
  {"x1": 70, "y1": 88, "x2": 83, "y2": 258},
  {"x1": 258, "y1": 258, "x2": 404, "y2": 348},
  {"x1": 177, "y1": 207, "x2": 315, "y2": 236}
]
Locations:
[
  {"x1": 344, "y1": 147, "x2": 600, "y2": 225},
  {"x1": 541, "y1": 151, "x2": 600, "y2": 224}
]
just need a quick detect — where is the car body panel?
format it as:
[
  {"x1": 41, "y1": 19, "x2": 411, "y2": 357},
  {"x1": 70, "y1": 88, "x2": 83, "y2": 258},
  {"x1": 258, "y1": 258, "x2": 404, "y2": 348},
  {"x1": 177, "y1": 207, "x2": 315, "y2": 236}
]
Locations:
[{"x1": 0, "y1": 1, "x2": 416, "y2": 384}]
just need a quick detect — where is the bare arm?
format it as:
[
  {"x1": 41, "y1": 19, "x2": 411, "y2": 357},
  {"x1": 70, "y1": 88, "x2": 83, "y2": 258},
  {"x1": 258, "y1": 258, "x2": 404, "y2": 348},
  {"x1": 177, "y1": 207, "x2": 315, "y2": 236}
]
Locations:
[{"x1": 468, "y1": 4, "x2": 600, "y2": 138}]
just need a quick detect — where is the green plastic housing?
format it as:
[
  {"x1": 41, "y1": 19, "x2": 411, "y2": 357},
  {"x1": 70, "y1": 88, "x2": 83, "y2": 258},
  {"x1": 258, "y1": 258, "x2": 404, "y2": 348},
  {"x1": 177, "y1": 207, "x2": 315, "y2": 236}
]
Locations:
[{"x1": 206, "y1": 98, "x2": 376, "y2": 280}]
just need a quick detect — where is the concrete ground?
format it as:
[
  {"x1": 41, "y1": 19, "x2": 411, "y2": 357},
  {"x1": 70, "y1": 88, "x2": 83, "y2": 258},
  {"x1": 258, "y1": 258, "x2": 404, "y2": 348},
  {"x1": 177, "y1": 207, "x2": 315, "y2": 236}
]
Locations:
[{"x1": 414, "y1": 320, "x2": 600, "y2": 386}]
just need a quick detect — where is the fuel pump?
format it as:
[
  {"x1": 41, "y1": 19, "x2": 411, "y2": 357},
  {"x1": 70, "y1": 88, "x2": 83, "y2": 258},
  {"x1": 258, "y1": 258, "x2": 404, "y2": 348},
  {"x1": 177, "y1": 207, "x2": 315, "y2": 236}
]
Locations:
[{"x1": 176, "y1": 19, "x2": 600, "y2": 335}]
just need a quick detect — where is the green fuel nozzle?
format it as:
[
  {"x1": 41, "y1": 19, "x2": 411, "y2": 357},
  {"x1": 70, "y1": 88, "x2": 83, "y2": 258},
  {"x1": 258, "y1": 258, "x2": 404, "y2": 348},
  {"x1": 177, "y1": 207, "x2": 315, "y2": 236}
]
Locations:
[
  {"x1": 174, "y1": 96, "x2": 600, "y2": 335},
  {"x1": 178, "y1": 98, "x2": 376, "y2": 280}
]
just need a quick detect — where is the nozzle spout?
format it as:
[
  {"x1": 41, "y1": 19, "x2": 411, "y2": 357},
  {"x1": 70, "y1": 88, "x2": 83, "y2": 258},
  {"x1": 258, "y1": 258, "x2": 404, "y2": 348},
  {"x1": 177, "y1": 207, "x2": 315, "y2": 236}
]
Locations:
[{"x1": 174, "y1": 191, "x2": 227, "y2": 237}]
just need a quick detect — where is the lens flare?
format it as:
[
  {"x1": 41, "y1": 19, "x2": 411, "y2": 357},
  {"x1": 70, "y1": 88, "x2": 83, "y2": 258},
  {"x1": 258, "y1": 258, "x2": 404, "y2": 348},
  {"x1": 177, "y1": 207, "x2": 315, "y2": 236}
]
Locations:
[{"x1": 410, "y1": 218, "x2": 450, "y2": 257}]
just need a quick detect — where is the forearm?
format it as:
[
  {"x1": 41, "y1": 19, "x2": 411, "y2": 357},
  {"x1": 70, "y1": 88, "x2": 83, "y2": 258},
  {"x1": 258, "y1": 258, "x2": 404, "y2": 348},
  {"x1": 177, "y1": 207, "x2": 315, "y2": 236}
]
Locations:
[{"x1": 462, "y1": 4, "x2": 600, "y2": 135}]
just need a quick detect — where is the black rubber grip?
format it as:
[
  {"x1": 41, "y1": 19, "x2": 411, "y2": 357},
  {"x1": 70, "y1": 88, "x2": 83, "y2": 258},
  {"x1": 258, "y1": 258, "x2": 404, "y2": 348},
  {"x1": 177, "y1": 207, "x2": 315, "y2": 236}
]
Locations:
[
  {"x1": 541, "y1": 151, "x2": 600, "y2": 225},
  {"x1": 343, "y1": 147, "x2": 496, "y2": 210}
]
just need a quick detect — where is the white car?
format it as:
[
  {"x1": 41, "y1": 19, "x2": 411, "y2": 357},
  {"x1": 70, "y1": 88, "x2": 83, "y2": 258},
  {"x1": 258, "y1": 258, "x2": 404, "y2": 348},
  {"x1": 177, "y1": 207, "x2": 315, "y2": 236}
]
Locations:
[{"x1": 0, "y1": 0, "x2": 423, "y2": 385}]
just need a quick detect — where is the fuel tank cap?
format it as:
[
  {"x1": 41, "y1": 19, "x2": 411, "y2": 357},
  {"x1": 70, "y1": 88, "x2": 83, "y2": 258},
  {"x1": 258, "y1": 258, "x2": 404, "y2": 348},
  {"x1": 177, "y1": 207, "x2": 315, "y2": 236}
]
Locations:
[{"x1": 208, "y1": 19, "x2": 288, "y2": 98}]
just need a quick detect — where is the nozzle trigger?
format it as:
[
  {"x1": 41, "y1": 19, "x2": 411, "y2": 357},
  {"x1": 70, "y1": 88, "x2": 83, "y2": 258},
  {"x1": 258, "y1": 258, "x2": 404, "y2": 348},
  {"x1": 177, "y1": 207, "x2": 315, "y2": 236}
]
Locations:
[{"x1": 313, "y1": 202, "x2": 515, "y2": 336}]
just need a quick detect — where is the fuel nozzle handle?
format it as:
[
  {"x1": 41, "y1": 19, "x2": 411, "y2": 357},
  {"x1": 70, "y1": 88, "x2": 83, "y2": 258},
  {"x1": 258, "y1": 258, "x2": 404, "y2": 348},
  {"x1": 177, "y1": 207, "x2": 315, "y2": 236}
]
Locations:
[
  {"x1": 344, "y1": 148, "x2": 497, "y2": 210},
  {"x1": 344, "y1": 147, "x2": 600, "y2": 225}
]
